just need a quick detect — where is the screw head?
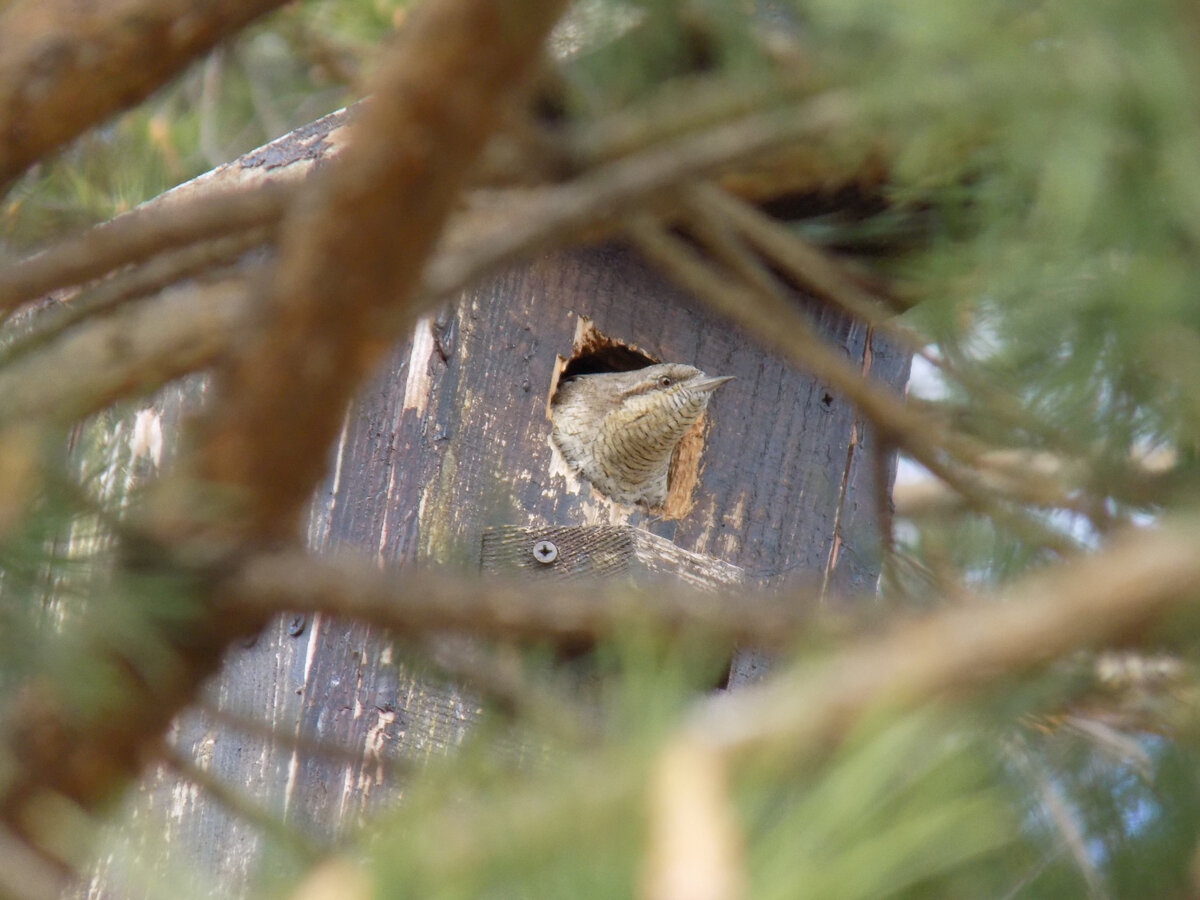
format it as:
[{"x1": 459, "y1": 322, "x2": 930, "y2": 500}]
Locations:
[
  {"x1": 287, "y1": 614, "x2": 307, "y2": 636},
  {"x1": 532, "y1": 540, "x2": 558, "y2": 565}
]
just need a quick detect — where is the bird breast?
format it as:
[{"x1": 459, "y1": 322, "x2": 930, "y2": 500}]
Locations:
[{"x1": 552, "y1": 381, "x2": 711, "y2": 507}]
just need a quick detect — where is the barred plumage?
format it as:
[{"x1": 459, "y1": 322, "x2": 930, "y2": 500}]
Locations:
[{"x1": 550, "y1": 363, "x2": 732, "y2": 507}]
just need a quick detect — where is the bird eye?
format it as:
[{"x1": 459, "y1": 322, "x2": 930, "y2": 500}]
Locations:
[{"x1": 658, "y1": 376, "x2": 672, "y2": 388}]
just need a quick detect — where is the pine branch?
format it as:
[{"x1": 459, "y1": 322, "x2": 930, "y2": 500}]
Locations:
[
  {"x1": 0, "y1": 279, "x2": 252, "y2": 424},
  {"x1": 422, "y1": 93, "x2": 857, "y2": 300},
  {"x1": 225, "y1": 549, "x2": 821, "y2": 650},
  {"x1": 625, "y1": 213, "x2": 1083, "y2": 554},
  {"x1": 0, "y1": 0, "x2": 296, "y2": 192},
  {"x1": 686, "y1": 519, "x2": 1200, "y2": 761},
  {"x1": 0, "y1": 0, "x2": 572, "y2": 857},
  {"x1": 194, "y1": 0, "x2": 570, "y2": 541},
  {"x1": 0, "y1": 182, "x2": 288, "y2": 317},
  {"x1": 0, "y1": 229, "x2": 271, "y2": 369}
]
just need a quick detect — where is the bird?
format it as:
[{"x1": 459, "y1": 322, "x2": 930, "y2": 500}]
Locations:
[{"x1": 550, "y1": 362, "x2": 733, "y2": 508}]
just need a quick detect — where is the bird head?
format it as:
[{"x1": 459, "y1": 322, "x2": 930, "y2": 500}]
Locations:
[
  {"x1": 612, "y1": 363, "x2": 733, "y2": 400},
  {"x1": 550, "y1": 361, "x2": 733, "y2": 507}
]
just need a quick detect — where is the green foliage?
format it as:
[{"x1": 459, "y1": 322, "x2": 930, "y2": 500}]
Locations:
[
  {"x1": 363, "y1": 648, "x2": 1031, "y2": 900},
  {"x1": 0, "y1": 0, "x2": 411, "y2": 254},
  {"x1": 869, "y1": 0, "x2": 1200, "y2": 462},
  {"x1": 9, "y1": 0, "x2": 1200, "y2": 898},
  {"x1": 0, "y1": 423, "x2": 206, "y2": 726},
  {"x1": 742, "y1": 711, "x2": 1018, "y2": 900},
  {"x1": 556, "y1": 0, "x2": 1200, "y2": 508}
]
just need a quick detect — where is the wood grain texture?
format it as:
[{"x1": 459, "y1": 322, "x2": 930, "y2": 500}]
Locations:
[
  {"x1": 198, "y1": 0, "x2": 569, "y2": 540},
  {"x1": 481, "y1": 524, "x2": 745, "y2": 588},
  {"x1": 826, "y1": 327, "x2": 912, "y2": 601},
  {"x1": 78, "y1": 247, "x2": 907, "y2": 898},
  {"x1": 411, "y1": 242, "x2": 878, "y2": 579},
  {"x1": 0, "y1": 0, "x2": 294, "y2": 189}
]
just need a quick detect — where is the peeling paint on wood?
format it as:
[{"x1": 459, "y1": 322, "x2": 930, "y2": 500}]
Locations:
[{"x1": 402, "y1": 315, "x2": 438, "y2": 415}]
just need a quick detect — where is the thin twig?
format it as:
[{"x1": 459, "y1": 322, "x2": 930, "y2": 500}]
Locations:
[
  {"x1": 0, "y1": 228, "x2": 271, "y2": 368},
  {"x1": 235, "y1": 45, "x2": 289, "y2": 139},
  {"x1": 423, "y1": 636, "x2": 600, "y2": 744},
  {"x1": 870, "y1": 432, "x2": 900, "y2": 602},
  {"x1": 0, "y1": 182, "x2": 288, "y2": 317},
  {"x1": 681, "y1": 186, "x2": 1099, "y2": 521},
  {"x1": 196, "y1": 0, "x2": 570, "y2": 541},
  {"x1": 688, "y1": 519, "x2": 1200, "y2": 761},
  {"x1": 687, "y1": 188, "x2": 1149, "y2": 517},
  {"x1": 685, "y1": 183, "x2": 928, "y2": 354},
  {"x1": 197, "y1": 702, "x2": 413, "y2": 782},
  {"x1": 225, "y1": 550, "x2": 825, "y2": 650},
  {"x1": 198, "y1": 48, "x2": 228, "y2": 170},
  {"x1": 160, "y1": 745, "x2": 324, "y2": 860},
  {"x1": 625, "y1": 214, "x2": 1082, "y2": 555},
  {"x1": 1005, "y1": 743, "x2": 1111, "y2": 900},
  {"x1": 421, "y1": 92, "x2": 856, "y2": 301},
  {"x1": 680, "y1": 184, "x2": 795, "y2": 304},
  {"x1": 564, "y1": 76, "x2": 816, "y2": 169},
  {"x1": 0, "y1": 279, "x2": 252, "y2": 424}
]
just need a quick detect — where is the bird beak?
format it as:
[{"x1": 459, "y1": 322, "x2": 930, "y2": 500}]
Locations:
[{"x1": 692, "y1": 374, "x2": 735, "y2": 393}]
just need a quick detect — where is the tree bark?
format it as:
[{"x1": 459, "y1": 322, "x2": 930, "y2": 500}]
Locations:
[{"x1": 0, "y1": 0, "x2": 295, "y2": 191}]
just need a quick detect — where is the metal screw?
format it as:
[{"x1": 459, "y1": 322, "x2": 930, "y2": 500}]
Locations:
[
  {"x1": 532, "y1": 540, "x2": 558, "y2": 564},
  {"x1": 287, "y1": 614, "x2": 307, "y2": 636}
]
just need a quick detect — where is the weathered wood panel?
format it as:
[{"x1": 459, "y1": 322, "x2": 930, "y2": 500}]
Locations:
[
  {"x1": 62, "y1": 99, "x2": 910, "y2": 892},
  {"x1": 480, "y1": 524, "x2": 745, "y2": 588},
  {"x1": 78, "y1": 242, "x2": 906, "y2": 898},
  {"x1": 412, "y1": 243, "x2": 871, "y2": 573},
  {"x1": 79, "y1": 243, "x2": 908, "y2": 897}
]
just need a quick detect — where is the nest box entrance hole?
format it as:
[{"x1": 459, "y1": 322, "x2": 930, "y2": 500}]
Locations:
[{"x1": 546, "y1": 317, "x2": 711, "y2": 519}]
